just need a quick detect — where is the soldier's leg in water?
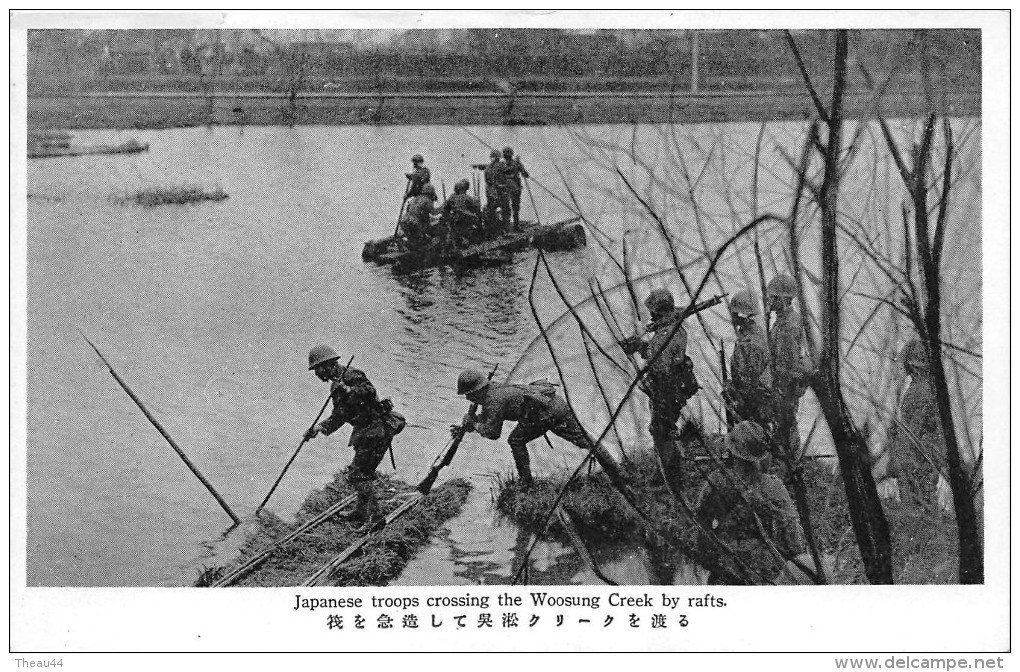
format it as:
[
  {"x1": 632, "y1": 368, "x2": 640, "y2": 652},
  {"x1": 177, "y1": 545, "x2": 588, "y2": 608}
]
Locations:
[
  {"x1": 348, "y1": 430, "x2": 390, "y2": 524},
  {"x1": 507, "y1": 422, "x2": 546, "y2": 484}
]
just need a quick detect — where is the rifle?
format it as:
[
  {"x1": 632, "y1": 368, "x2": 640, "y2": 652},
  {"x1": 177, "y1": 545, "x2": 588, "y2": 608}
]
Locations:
[
  {"x1": 719, "y1": 340, "x2": 735, "y2": 429},
  {"x1": 256, "y1": 355, "x2": 355, "y2": 514},
  {"x1": 618, "y1": 293, "x2": 728, "y2": 354},
  {"x1": 416, "y1": 363, "x2": 499, "y2": 495}
]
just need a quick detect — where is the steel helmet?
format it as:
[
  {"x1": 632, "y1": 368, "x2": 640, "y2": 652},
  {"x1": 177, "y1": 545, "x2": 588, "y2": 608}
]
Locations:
[
  {"x1": 490, "y1": 149, "x2": 502, "y2": 159},
  {"x1": 457, "y1": 369, "x2": 490, "y2": 395},
  {"x1": 729, "y1": 289, "x2": 759, "y2": 317},
  {"x1": 454, "y1": 178, "x2": 470, "y2": 193},
  {"x1": 503, "y1": 146, "x2": 514, "y2": 157},
  {"x1": 421, "y1": 183, "x2": 437, "y2": 198},
  {"x1": 411, "y1": 153, "x2": 424, "y2": 164},
  {"x1": 644, "y1": 288, "x2": 675, "y2": 314},
  {"x1": 308, "y1": 344, "x2": 340, "y2": 370},
  {"x1": 767, "y1": 273, "x2": 798, "y2": 299},
  {"x1": 899, "y1": 339, "x2": 929, "y2": 370},
  {"x1": 726, "y1": 421, "x2": 769, "y2": 466}
]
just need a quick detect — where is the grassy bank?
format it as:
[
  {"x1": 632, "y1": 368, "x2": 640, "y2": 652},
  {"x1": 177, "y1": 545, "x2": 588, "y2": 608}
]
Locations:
[
  {"x1": 198, "y1": 473, "x2": 471, "y2": 587},
  {"x1": 494, "y1": 431, "x2": 959, "y2": 585},
  {"x1": 27, "y1": 87, "x2": 979, "y2": 131}
]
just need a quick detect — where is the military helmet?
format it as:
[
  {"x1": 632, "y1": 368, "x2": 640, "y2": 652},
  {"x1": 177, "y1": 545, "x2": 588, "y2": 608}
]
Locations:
[
  {"x1": 726, "y1": 421, "x2": 770, "y2": 467},
  {"x1": 490, "y1": 149, "x2": 502, "y2": 159},
  {"x1": 457, "y1": 369, "x2": 490, "y2": 395},
  {"x1": 421, "y1": 183, "x2": 437, "y2": 198},
  {"x1": 411, "y1": 153, "x2": 424, "y2": 164},
  {"x1": 503, "y1": 146, "x2": 514, "y2": 156},
  {"x1": 729, "y1": 289, "x2": 759, "y2": 317},
  {"x1": 454, "y1": 178, "x2": 470, "y2": 193},
  {"x1": 644, "y1": 288, "x2": 675, "y2": 314},
  {"x1": 899, "y1": 339, "x2": 929, "y2": 370},
  {"x1": 767, "y1": 274, "x2": 798, "y2": 299},
  {"x1": 308, "y1": 344, "x2": 340, "y2": 370}
]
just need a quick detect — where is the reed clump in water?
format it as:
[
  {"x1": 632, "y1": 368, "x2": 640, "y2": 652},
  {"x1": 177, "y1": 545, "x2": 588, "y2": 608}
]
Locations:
[{"x1": 132, "y1": 185, "x2": 228, "y2": 207}]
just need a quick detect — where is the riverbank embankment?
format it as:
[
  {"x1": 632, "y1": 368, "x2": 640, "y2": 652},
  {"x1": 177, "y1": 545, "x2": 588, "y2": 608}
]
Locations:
[{"x1": 28, "y1": 87, "x2": 980, "y2": 130}]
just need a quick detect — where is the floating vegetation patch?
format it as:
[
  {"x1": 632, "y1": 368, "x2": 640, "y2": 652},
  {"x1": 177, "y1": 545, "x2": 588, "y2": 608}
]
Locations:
[
  {"x1": 198, "y1": 473, "x2": 470, "y2": 587},
  {"x1": 130, "y1": 185, "x2": 228, "y2": 207}
]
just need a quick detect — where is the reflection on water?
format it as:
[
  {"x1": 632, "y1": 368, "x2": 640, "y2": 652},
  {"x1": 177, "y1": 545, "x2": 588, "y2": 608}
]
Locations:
[{"x1": 25, "y1": 121, "x2": 980, "y2": 586}]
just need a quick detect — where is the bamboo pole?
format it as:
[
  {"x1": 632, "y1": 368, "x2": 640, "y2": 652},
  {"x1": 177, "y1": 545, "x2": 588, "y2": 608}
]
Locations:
[
  {"x1": 80, "y1": 331, "x2": 240, "y2": 526},
  {"x1": 256, "y1": 355, "x2": 354, "y2": 514}
]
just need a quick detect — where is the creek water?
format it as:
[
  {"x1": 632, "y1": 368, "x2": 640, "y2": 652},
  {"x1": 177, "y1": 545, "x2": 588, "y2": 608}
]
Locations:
[{"x1": 25, "y1": 120, "x2": 980, "y2": 586}]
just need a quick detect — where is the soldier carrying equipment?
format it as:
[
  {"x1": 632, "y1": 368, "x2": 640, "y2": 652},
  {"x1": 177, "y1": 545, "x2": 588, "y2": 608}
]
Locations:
[
  {"x1": 619, "y1": 290, "x2": 725, "y2": 488},
  {"x1": 405, "y1": 154, "x2": 431, "y2": 200},
  {"x1": 723, "y1": 289, "x2": 774, "y2": 430},
  {"x1": 474, "y1": 149, "x2": 511, "y2": 232},
  {"x1": 303, "y1": 345, "x2": 406, "y2": 531},
  {"x1": 455, "y1": 370, "x2": 630, "y2": 491},
  {"x1": 502, "y1": 146, "x2": 529, "y2": 227}
]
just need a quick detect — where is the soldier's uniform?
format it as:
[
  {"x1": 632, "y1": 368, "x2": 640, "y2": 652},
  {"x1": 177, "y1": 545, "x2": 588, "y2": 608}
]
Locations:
[
  {"x1": 483, "y1": 158, "x2": 511, "y2": 231},
  {"x1": 695, "y1": 470, "x2": 807, "y2": 584},
  {"x1": 401, "y1": 193, "x2": 439, "y2": 248},
  {"x1": 727, "y1": 319, "x2": 773, "y2": 427},
  {"x1": 694, "y1": 421, "x2": 807, "y2": 585},
  {"x1": 885, "y1": 342, "x2": 946, "y2": 506},
  {"x1": 769, "y1": 306, "x2": 808, "y2": 455},
  {"x1": 317, "y1": 367, "x2": 403, "y2": 524},
  {"x1": 502, "y1": 151, "x2": 529, "y2": 227},
  {"x1": 405, "y1": 164, "x2": 431, "y2": 199},
  {"x1": 473, "y1": 381, "x2": 626, "y2": 487},
  {"x1": 440, "y1": 191, "x2": 483, "y2": 245},
  {"x1": 638, "y1": 307, "x2": 697, "y2": 485}
]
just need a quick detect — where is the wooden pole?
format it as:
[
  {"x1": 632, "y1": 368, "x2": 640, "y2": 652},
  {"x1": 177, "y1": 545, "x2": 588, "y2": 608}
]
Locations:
[
  {"x1": 80, "y1": 331, "x2": 241, "y2": 526},
  {"x1": 256, "y1": 355, "x2": 354, "y2": 514},
  {"x1": 392, "y1": 177, "x2": 412, "y2": 238}
]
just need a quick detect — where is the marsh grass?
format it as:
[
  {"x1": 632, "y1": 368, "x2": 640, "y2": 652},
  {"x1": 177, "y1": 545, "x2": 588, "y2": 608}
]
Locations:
[{"x1": 131, "y1": 185, "x2": 228, "y2": 207}]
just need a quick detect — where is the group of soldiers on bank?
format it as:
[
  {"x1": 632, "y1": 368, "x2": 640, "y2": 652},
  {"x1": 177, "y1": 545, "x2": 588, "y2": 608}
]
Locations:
[
  {"x1": 397, "y1": 148, "x2": 529, "y2": 251},
  {"x1": 299, "y1": 268, "x2": 946, "y2": 582}
]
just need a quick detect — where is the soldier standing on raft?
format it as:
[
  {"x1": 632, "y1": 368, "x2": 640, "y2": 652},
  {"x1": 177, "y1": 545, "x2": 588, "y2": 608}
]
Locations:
[
  {"x1": 454, "y1": 369, "x2": 630, "y2": 491},
  {"x1": 302, "y1": 345, "x2": 406, "y2": 531},
  {"x1": 404, "y1": 153, "x2": 431, "y2": 200},
  {"x1": 475, "y1": 150, "x2": 511, "y2": 232},
  {"x1": 502, "y1": 146, "x2": 529, "y2": 228},
  {"x1": 400, "y1": 183, "x2": 441, "y2": 249},
  {"x1": 438, "y1": 178, "x2": 483, "y2": 248}
]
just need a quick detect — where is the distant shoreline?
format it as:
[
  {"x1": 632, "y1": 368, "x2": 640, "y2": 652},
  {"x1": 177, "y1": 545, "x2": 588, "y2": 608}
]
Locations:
[{"x1": 28, "y1": 88, "x2": 980, "y2": 130}]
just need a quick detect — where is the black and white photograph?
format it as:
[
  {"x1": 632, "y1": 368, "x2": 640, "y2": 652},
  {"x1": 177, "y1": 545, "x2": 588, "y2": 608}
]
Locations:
[{"x1": 9, "y1": 9, "x2": 1009, "y2": 659}]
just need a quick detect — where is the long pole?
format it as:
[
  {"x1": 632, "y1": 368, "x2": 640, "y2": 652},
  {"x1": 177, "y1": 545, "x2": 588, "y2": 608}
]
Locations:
[
  {"x1": 80, "y1": 332, "x2": 240, "y2": 526},
  {"x1": 392, "y1": 177, "x2": 412, "y2": 238},
  {"x1": 256, "y1": 355, "x2": 354, "y2": 514},
  {"x1": 524, "y1": 177, "x2": 541, "y2": 226}
]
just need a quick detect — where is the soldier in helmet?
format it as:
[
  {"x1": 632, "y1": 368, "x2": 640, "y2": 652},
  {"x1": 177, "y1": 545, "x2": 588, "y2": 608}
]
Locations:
[
  {"x1": 878, "y1": 339, "x2": 947, "y2": 507},
  {"x1": 766, "y1": 273, "x2": 811, "y2": 456},
  {"x1": 693, "y1": 421, "x2": 807, "y2": 584},
  {"x1": 724, "y1": 289, "x2": 773, "y2": 429},
  {"x1": 438, "y1": 178, "x2": 483, "y2": 247},
  {"x1": 455, "y1": 369, "x2": 630, "y2": 490},
  {"x1": 502, "y1": 146, "x2": 529, "y2": 228},
  {"x1": 400, "y1": 183, "x2": 441, "y2": 249},
  {"x1": 303, "y1": 345, "x2": 406, "y2": 530},
  {"x1": 474, "y1": 149, "x2": 511, "y2": 232},
  {"x1": 404, "y1": 153, "x2": 431, "y2": 200},
  {"x1": 621, "y1": 288, "x2": 699, "y2": 487}
]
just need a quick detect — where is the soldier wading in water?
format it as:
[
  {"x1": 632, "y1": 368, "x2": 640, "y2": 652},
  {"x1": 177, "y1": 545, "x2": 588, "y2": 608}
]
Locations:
[
  {"x1": 302, "y1": 345, "x2": 406, "y2": 531},
  {"x1": 454, "y1": 369, "x2": 631, "y2": 492}
]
